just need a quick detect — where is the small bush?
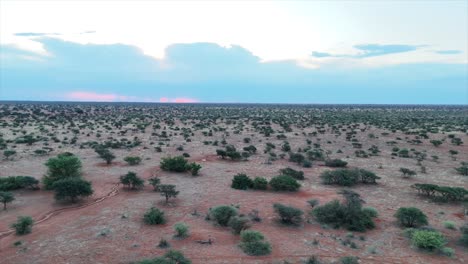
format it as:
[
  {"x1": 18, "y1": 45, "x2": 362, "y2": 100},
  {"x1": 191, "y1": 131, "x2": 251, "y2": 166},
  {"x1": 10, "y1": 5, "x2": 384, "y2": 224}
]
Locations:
[
  {"x1": 229, "y1": 216, "x2": 251, "y2": 234},
  {"x1": 210, "y1": 205, "x2": 238, "y2": 226},
  {"x1": 252, "y1": 177, "x2": 268, "y2": 190},
  {"x1": 362, "y1": 207, "x2": 378, "y2": 218},
  {"x1": 124, "y1": 156, "x2": 141, "y2": 165},
  {"x1": 411, "y1": 230, "x2": 446, "y2": 251},
  {"x1": 269, "y1": 175, "x2": 300, "y2": 192},
  {"x1": 340, "y1": 256, "x2": 359, "y2": 264},
  {"x1": 138, "y1": 250, "x2": 191, "y2": 264},
  {"x1": 325, "y1": 159, "x2": 348, "y2": 168},
  {"x1": 443, "y1": 221, "x2": 456, "y2": 230},
  {"x1": 144, "y1": 207, "x2": 166, "y2": 225},
  {"x1": 279, "y1": 167, "x2": 305, "y2": 180},
  {"x1": 460, "y1": 223, "x2": 468, "y2": 246},
  {"x1": 441, "y1": 247, "x2": 455, "y2": 257},
  {"x1": 239, "y1": 230, "x2": 271, "y2": 256},
  {"x1": 173, "y1": 222, "x2": 189, "y2": 238},
  {"x1": 160, "y1": 156, "x2": 189, "y2": 172},
  {"x1": 231, "y1": 174, "x2": 253, "y2": 190},
  {"x1": 11, "y1": 216, "x2": 33, "y2": 235}
]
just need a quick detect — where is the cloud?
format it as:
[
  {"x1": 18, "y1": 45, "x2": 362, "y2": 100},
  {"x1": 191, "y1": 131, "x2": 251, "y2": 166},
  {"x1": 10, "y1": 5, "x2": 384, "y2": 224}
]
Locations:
[
  {"x1": 14, "y1": 32, "x2": 61, "y2": 37},
  {"x1": 311, "y1": 51, "x2": 332, "y2": 58},
  {"x1": 311, "y1": 43, "x2": 422, "y2": 58},
  {"x1": 0, "y1": 38, "x2": 466, "y2": 104},
  {"x1": 434, "y1": 50, "x2": 462, "y2": 55},
  {"x1": 64, "y1": 91, "x2": 132, "y2": 102}
]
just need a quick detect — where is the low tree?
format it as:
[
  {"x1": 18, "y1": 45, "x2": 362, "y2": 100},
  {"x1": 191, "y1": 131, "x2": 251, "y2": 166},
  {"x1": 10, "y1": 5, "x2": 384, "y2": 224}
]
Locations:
[
  {"x1": 229, "y1": 216, "x2": 251, "y2": 234},
  {"x1": 160, "y1": 156, "x2": 189, "y2": 172},
  {"x1": 157, "y1": 184, "x2": 179, "y2": 204},
  {"x1": 325, "y1": 159, "x2": 348, "y2": 168},
  {"x1": 252, "y1": 177, "x2": 268, "y2": 190},
  {"x1": 279, "y1": 167, "x2": 305, "y2": 180},
  {"x1": 51, "y1": 178, "x2": 93, "y2": 203},
  {"x1": 188, "y1": 162, "x2": 202, "y2": 176},
  {"x1": 455, "y1": 162, "x2": 468, "y2": 176},
  {"x1": 138, "y1": 250, "x2": 191, "y2": 264},
  {"x1": 143, "y1": 207, "x2": 166, "y2": 225},
  {"x1": 3, "y1": 150, "x2": 16, "y2": 160},
  {"x1": 394, "y1": 207, "x2": 428, "y2": 227},
  {"x1": 273, "y1": 203, "x2": 304, "y2": 225},
  {"x1": 400, "y1": 168, "x2": 417, "y2": 178},
  {"x1": 11, "y1": 216, "x2": 34, "y2": 235},
  {"x1": 120, "y1": 172, "x2": 144, "y2": 190},
  {"x1": 96, "y1": 148, "x2": 115, "y2": 165},
  {"x1": 0, "y1": 191, "x2": 15, "y2": 210},
  {"x1": 148, "y1": 177, "x2": 161, "y2": 191}
]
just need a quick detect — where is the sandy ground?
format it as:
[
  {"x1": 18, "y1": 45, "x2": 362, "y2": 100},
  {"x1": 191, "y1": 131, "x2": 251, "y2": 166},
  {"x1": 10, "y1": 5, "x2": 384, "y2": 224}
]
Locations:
[{"x1": 0, "y1": 110, "x2": 467, "y2": 264}]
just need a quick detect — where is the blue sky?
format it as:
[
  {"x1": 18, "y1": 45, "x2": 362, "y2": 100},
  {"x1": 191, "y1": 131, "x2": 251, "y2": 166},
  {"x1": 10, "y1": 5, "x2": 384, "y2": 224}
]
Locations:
[{"x1": 0, "y1": 0, "x2": 467, "y2": 104}]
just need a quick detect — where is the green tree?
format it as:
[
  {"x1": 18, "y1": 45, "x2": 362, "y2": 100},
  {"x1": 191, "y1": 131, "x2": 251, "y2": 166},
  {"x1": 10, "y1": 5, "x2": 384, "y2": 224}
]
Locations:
[
  {"x1": 148, "y1": 177, "x2": 161, "y2": 191},
  {"x1": 160, "y1": 156, "x2": 189, "y2": 172},
  {"x1": 0, "y1": 191, "x2": 15, "y2": 210},
  {"x1": 120, "y1": 171, "x2": 144, "y2": 190},
  {"x1": 11, "y1": 216, "x2": 34, "y2": 235},
  {"x1": 124, "y1": 156, "x2": 142, "y2": 165},
  {"x1": 52, "y1": 178, "x2": 93, "y2": 203},
  {"x1": 394, "y1": 207, "x2": 428, "y2": 227},
  {"x1": 411, "y1": 230, "x2": 446, "y2": 251},
  {"x1": 239, "y1": 230, "x2": 271, "y2": 256},
  {"x1": 157, "y1": 184, "x2": 179, "y2": 204},
  {"x1": 43, "y1": 153, "x2": 82, "y2": 190},
  {"x1": 273, "y1": 203, "x2": 304, "y2": 225},
  {"x1": 96, "y1": 148, "x2": 115, "y2": 165}
]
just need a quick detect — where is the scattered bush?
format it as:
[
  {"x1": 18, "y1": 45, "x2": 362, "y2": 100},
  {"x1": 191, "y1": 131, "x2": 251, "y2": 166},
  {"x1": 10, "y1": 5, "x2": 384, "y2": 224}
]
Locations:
[
  {"x1": 411, "y1": 183, "x2": 467, "y2": 202},
  {"x1": 394, "y1": 207, "x2": 428, "y2": 228},
  {"x1": 252, "y1": 177, "x2": 268, "y2": 190},
  {"x1": 279, "y1": 167, "x2": 305, "y2": 180},
  {"x1": 340, "y1": 256, "x2": 359, "y2": 264},
  {"x1": 210, "y1": 205, "x2": 238, "y2": 226},
  {"x1": 0, "y1": 176, "x2": 39, "y2": 191},
  {"x1": 43, "y1": 153, "x2": 82, "y2": 189},
  {"x1": 157, "y1": 184, "x2": 179, "y2": 204},
  {"x1": 239, "y1": 230, "x2": 271, "y2": 256},
  {"x1": 138, "y1": 250, "x2": 191, "y2": 264},
  {"x1": 231, "y1": 173, "x2": 253, "y2": 190},
  {"x1": 411, "y1": 230, "x2": 446, "y2": 251},
  {"x1": 124, "y1": 156, "x2": 141, "y2": 165},
  {"x1": 320, "y1": 168, "x2": 380, "y2": 186},
  {"x1": 144, "y1": 207, "x2": 166, "y2": 225},
  {"x1": 443, "y1": 221, "x2": 456, "y2": 230},
  {"x1": 173, "y1": 222, "x2": 189, "y2": 238},
  {"x1": 11, "y1": 216, "x2": 33, "y2": 235},
  {"x1": 325, "y1": 159, "x2": 348, "y2": 168},
  {"x1": 269, "y1": 175, "x2": 301, "y2": 192},
  {"x1": 160, "y1": 156, "x2": 189, "y2": 172},
  {"x1": 229, "y1": 216, "x2": 251, "y2": 234}
]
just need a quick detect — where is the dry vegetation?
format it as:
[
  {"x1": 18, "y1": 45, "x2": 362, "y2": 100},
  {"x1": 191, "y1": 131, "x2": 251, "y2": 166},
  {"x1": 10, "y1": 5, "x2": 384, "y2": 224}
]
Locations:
[{"x1": 0, "y1": 102, "x2": 467, "y2": 264}]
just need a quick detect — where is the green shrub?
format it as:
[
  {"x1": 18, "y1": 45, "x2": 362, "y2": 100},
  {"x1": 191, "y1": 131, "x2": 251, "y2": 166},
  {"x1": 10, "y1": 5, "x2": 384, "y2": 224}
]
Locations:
[
  {"x1": 362, "y1": 207, "x2": 378, "y2": 218},
  {"x1": 279, "y1": 167, "x2": 305, "y2": 180},
  {"x1": 269, "y1": 175, "x2": 300, "y2": 192},
  {"x1": 340, "y1": 256, "x2": 359, "y2": 264},
  {"x1": 138, "y1": 250, "x2": 191, "y2": 264},
  {"x1": 124, "y1": 156, "x2": 141, "y2": 165},
  {"x1": 443, "y1": 221, "x2": 456, "y2": 230},
  {"x1": 441, "y1": 247, "x2": 455, "y2": 257},
  {"x1": 160, "y1": 156, "x2": 189, "y2": 172},
  {"x1": 229, "y1": 216, "x2": 251, "y2": 234},
  {"x1": 0, "y1": 191, "x2": 15, "y2": 210},
  {"x1": 144, "y1": 207, "x2": 166, "y2": 225},
  {"x1": 231, "y1": 174, "x2": 253, "y2": 190},
  {"x1": 394, "y1": 207, "x2": 428, "y2": 228},
  {"x1": 210, "y1": 205, "x2": 238, "y2": 226},
  {"x1": 459, "y1": 223, "x2": 468, "y2": 247},
  {"x1": 252, "y1": 177, "x2": 268, "y2": 190},
  {"x1": 11, "y1": 216, "x2": 33, "y2": 235},
  {"x1": 325, "y1": 159, "x2": 348, "y2": 168},
  {"x1": 411, "y1": 230, "x2": 446, "y2": 251},
  {"x1": 0, "y1": 176, "x2": 39, "y2": 191},
  {"x1": 273, "y1": 203, "x2": 303, "y2": 225},
  {"x1": 239, "y1": 230, "x2": 271, "y2": 256},
  {"x1": 173, "y1": 222, "x2": 189, "y2": 238},
  {"x1": 320, "y1": 168, "x2": 379, "y2": 186}
]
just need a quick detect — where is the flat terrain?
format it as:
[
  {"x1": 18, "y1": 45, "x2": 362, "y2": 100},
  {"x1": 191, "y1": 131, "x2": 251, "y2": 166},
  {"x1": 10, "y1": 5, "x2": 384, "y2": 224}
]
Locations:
[{"x1": 0, "y1": 103, "x2": 467, "y2": 264}]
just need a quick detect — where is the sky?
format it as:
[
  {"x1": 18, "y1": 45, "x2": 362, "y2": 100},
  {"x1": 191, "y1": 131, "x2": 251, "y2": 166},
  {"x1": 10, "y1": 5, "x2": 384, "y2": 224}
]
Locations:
[{"x1": 0, "y1": 0, "x2": 467, "y2": 104}]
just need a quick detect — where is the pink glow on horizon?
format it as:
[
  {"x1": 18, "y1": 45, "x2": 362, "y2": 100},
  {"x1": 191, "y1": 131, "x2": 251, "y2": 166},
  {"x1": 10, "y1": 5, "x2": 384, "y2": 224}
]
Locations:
[
  {"x1": 65, "y1": 91, "x2": 130, "y2": 102},
  {"x1": 159, "y1": 97, "x2": 169, "y2": 103},
  {"x1": 160, "y1": 97, "x2": 198, "y2": 103}
]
